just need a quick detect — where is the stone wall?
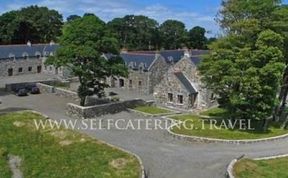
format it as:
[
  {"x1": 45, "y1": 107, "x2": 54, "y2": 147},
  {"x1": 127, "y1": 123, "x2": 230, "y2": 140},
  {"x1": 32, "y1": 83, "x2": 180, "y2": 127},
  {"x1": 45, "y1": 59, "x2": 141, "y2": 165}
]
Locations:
[
  {"x1": 0, "y1": 58, "x2": 42, "y2": 77},
  {"x1": 154, "y1": 57, "x2": 214, "y2": 110},
  {"x1": 148, "y1": 54, "x2": 170, "y2": 94},
  {"x1": 5, "y1": 80, "x2": 56, "y2": 92},
  {"x1": 36, "y1": 82, "x2": 79, "y2": 101},
  {"x1": 107, "y1": 55, "x2": 169, "y2": 95},
  {"x1": 36, "y1": 82, "x2": 54, "y2": 93},
  {"x1": 67, "y1": 99, "x2": 150, "y2": 119}
]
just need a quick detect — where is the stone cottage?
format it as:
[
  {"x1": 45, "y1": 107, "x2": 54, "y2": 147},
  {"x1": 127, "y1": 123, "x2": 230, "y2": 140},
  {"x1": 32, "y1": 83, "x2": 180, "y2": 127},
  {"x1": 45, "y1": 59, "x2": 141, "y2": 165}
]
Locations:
[
  {"x1": 153, "y1": 51, "x2": 215, "y2": 111},
  {"x1": 104, "y1": 52, "x2": 170, "y2": 95},
  {"x1": 104, "y1": 49, "x2": 194, "y2": 95},
  {"x1": 0, "y1": 42, "x2": 66, "y2": 78}
]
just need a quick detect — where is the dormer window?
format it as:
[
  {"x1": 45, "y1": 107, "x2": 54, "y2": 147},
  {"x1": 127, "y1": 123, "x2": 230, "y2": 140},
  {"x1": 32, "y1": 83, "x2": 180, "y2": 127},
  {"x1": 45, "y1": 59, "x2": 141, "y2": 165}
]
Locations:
[
  {"x1": 168, "y1": 56, "x2": 174, "y2": 63},
  {"x1": 22, "y1": 52, "x2": 29, "y2": 59},
  {"x1": 35, "y1": 52, "x2": 41, "y2": 59},
  {"x1": 9, "y1": 53, "x2": 15, "y2": 60}
]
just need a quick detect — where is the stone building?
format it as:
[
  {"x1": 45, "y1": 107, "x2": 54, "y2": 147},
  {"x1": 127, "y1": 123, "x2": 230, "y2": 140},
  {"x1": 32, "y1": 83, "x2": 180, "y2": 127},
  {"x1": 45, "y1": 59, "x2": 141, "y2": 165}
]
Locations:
[
  {"x1": 0, "y1": 42, "x2": 70, "y2": 78},
  {"x1": 105, "y1": 52, "x2": 170, "y2": 95},
  {"x1": 104, "y1": 49, "x2": 195, "y2": 95},
  {"x1": 153, "y1": 50, "x2": 215, "y2": 111}
]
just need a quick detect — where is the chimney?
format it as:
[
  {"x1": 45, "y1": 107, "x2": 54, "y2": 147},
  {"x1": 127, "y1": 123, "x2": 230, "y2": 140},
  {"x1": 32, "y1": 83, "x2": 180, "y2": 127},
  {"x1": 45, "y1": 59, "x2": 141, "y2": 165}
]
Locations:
[
  {"x1": 49, "y1": 40, "x2": 55, "y2": 46},
  {"x1": 121, "y1": 48, "x2": 128, "y2": 54},
  {"x1": 183, "y1": 47, "x2": 191, "y2": 58},
  {"x1": 27, "y1": 41, "x2": 32, "y2": 47}
]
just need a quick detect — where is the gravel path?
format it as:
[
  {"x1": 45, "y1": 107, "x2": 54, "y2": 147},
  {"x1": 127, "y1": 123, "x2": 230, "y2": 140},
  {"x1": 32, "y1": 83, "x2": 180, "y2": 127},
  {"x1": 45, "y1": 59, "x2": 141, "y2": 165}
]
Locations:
[{"x1": 1, "y1": 92, "x2": 288, "y2": 178}]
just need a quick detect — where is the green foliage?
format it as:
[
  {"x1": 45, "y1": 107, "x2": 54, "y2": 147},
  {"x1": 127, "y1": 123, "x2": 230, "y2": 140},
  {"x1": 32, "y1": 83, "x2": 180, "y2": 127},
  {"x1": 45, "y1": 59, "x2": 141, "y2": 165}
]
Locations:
[
  {"x1": 159, "y1": 20, "x2": 188, "y2": 49},
  {"x1": 188, "y1": 26, "x2": 208, "y2": 49},
  {"x1": 200, "y1": 0, "x2": 288, "y2": 124},
  {"x1": 48, "y1": 14, "x2": 128, "y2": 106},
  {"x1": 0, "y1": 5, "x2": 63, "y2": 44},
  {"x1": 107, "y1": 15, "x2": 159, "y2": 50}
]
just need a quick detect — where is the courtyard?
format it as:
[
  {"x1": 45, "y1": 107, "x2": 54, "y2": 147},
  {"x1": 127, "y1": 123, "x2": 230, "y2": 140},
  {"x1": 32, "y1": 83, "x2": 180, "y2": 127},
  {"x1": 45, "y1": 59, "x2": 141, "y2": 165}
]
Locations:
[{"x1": 1, "y1": 89, "x2": 288, "y2": 178}]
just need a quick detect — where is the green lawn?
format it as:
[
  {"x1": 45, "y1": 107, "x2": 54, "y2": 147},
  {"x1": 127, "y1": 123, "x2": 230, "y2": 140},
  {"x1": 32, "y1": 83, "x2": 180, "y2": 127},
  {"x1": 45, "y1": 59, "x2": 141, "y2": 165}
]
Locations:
[
  {"x1": 134, "y1": 106, "x2": 171, "y2": 114},
  {"x1": 171, "y1": 114, "x2": 288, "y2": 140},
  {"x1": 199, "y1": 107, "x2": 229, "y2": 117},
  {"x1": 234, "y1": 158, "x2": 288, "y2": 178},
  {"x1": 0, "y1": 148, "x2": 11, "y2": 177},
  {"x1": 0, "y1": 112, "x2": 140, "y2": 178}
]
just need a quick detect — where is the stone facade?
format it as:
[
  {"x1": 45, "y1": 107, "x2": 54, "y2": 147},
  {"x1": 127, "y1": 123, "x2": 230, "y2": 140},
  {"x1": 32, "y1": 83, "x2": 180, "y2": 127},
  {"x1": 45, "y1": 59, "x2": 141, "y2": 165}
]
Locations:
[
  {"x1": 107, "y1": 54, "x2": 169, "y2": 95},
  {"x1": 0, "y1": 58, "x2": 42, "y2": 77},
  {"x1": 154, "y1": 57, "x2": 215, "y2": 111},
  {"x1": 0, "y1": 43, "x2": 71, "y2": 79}
]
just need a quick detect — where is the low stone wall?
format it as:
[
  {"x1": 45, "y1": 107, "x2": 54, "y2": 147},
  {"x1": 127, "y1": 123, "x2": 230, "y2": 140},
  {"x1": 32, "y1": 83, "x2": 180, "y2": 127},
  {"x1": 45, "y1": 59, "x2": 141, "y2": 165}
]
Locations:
[
  {"x1": 67, "y1": 99, "x2": 149, "y2": 119},
  {"x1": 54, "y1": 87, "x2": 78, "y2": 100},
  {"x1": 36, "y1": 83, "x2": 54, "y2": 93},
  {"x1": 164, "y1": 116, "x2": 288, "y2": 144},
  {"x1": 5, "y1": 80, "x2": 54, "y2": 92},
  {"x1": 36, "y1": 83, "x2": 79, "y2": 101}
]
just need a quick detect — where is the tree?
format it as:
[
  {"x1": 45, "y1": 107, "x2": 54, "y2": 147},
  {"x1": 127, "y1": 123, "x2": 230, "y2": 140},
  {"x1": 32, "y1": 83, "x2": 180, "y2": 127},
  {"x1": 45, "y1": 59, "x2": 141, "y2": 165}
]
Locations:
[
  {"x1": 107, "y1": 15, "x2": 159, "y2": 50},
  {"x1": 66, "y1": 15, "x2": 81, "y2": 22},
  {"x1": 0, "y1": 11, "x2": 18, "y2": 44},
  {"x1": 0, "y1": 5, "x2": 63, "y2": 44},
  {"x1": 46, "y1": 15, "x2": 128, "y2": 106},
  {"x1": 188, "y1": 26, "x2": 207, "y2": 49},
  {"x1": 159, "y1": 20, "x2": 188, "y2": 49},
  {"x1": 199, "y1": 0, "x2": 288, "y2": 130}
]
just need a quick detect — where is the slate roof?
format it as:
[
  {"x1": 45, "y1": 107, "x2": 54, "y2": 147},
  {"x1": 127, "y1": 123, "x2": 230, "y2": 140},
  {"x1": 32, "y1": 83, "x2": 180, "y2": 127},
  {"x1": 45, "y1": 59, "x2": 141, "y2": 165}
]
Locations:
[
  {"x1": 120, "y1": 53, "x2": 156, "y2": 70},
  {"x1": 174, "y1": 72, "x2": 198, "y2": 94},
  {"x1": 160, "y1": 50, "x2": 185, "y2": 63},
  {"x1": 104, "y1": 53, "x2": 156, "y2": 71},
  {"x1": 0, "y1": 44, "x2": 59, "y2": 60}
]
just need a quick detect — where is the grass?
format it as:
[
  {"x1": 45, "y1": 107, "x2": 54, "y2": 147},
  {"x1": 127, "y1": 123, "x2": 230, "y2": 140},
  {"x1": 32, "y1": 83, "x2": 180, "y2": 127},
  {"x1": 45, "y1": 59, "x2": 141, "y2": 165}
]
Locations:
[
  {"x1": 0, "y1": 148, "x2": 11, "y2": 177},
  {"x1": 199, "y1": 107, "x2": 229, "y2": 117},
  {"x1": 234, "y1": 158, "x2": 288, "y2": 178},
  {"x1": 171, "y1": 114, "x2": 288, "y2": 140},
  {"x1": 134, "y1": 106, "x2": 171, "y2": 114},
  {"x1": 0, "y1": 112, "x2": 140, "y2": 178}
]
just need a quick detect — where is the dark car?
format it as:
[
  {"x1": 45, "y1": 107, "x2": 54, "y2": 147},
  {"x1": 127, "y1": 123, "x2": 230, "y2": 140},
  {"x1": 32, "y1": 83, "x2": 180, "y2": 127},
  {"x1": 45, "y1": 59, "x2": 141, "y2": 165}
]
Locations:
[
  {"x1": 30, "y1": 87, "x2": 40, "y2": 94},
  {"x1": 16, "y1": 89, "x2": 28, "y2": 97}
]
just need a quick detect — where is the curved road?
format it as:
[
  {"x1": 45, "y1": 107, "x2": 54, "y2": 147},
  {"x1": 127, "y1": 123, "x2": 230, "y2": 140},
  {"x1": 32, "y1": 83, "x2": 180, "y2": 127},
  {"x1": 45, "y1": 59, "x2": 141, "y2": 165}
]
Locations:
[{"x1": 1, "y1": 93, "x2": 288, "y2": 178}]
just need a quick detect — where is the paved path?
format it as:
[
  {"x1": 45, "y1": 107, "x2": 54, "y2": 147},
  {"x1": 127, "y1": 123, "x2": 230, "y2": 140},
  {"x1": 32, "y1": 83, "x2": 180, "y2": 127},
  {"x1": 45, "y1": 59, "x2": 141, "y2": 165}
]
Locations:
[{"x1": 1, "y1": 92, "x2": 288, "y2": 178}]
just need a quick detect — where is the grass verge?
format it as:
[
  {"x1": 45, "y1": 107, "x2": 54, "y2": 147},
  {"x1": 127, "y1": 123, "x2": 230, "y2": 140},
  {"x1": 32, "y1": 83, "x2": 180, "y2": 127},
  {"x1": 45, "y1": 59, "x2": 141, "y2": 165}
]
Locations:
[
  {"x1": 0, "y1": 148, "x2": 11, "y2": 177},
  {"x1": 134, "y1": 106, "x2": 171, "y2": 114},
  {"x1": 199, "y1": 107, "x2": 229, "y2": 117},
  {"x1": 171, "y1": 114, "x2": 288, "y2": 140},
  {"x1": 234, "y1": 158, "x2": 288, "y2": 178},
  {"x1": 0, "y1": 112, "x2": 140, "y2": 178}
]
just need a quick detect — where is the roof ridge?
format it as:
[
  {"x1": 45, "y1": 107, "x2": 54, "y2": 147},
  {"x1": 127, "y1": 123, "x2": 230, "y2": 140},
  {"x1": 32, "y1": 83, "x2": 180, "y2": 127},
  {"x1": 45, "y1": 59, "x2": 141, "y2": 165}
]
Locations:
[
  {"x1": 0, "y1": 43, "x2": 58, "y2": 47},
  {"x1": 124, "y1": 52, "x2": 155, "y2": 56}
]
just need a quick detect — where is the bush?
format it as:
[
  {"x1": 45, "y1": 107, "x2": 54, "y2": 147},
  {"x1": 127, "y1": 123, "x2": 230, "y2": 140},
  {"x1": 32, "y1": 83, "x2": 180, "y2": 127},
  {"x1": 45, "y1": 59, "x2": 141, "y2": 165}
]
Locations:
[{"x1": 111, "y1": 97, "x2": 120, "y2": 102}]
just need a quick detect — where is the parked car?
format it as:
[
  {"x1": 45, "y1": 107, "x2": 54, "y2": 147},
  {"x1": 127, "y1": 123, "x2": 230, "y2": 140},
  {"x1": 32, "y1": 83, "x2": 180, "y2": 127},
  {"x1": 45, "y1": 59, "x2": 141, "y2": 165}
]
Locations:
[
  {"x1": 30, "y1": 87, "x2": 40, "y2": 94},
  {"x1": 16, "y1": 89, "x2": 28, "y2": 97}
]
